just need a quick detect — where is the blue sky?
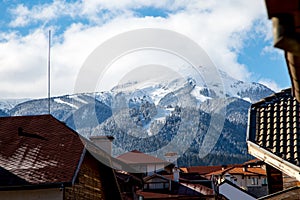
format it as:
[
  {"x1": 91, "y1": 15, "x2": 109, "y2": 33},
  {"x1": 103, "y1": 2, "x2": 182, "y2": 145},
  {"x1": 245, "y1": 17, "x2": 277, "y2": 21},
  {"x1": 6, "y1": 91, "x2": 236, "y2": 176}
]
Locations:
[{"x1": 0, "y1": 0, "x2": 291, "y2": 98}]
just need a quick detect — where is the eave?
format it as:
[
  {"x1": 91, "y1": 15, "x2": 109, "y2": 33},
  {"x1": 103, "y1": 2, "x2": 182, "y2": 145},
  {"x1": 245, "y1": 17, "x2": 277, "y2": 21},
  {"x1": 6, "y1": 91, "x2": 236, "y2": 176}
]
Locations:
[{"x1": 247, "y1": 141, "x2": 300, "y2": 181}]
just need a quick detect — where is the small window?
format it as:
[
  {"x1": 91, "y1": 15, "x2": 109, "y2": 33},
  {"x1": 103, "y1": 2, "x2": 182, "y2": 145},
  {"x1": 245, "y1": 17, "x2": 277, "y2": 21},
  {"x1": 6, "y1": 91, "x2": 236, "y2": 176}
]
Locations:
[
  {"x1": 251, "y1": 178, "x2": 258, "y2": 185},
  {"x1": 262, "y1": 178, "x2": 267, "y2": 185}
]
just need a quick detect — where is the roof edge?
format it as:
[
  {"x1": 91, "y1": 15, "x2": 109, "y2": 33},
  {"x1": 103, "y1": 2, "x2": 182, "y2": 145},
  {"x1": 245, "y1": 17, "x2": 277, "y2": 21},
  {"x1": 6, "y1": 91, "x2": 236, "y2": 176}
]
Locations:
[
  {"x1": 258, "y1": 185, "x2": 300, "y2": 199},
  {"x1": 0, "y1": 182, "x2": 72, "y2": 191},
  {"x1": 247, "y1": 141, "x2": 300, "y2": 181},
  {"x1": 72, "y1": 148, "x2": 86, "y2": 185},
  {"x1": 219, "y1": 179, "x2": 257, "y2": 198}
]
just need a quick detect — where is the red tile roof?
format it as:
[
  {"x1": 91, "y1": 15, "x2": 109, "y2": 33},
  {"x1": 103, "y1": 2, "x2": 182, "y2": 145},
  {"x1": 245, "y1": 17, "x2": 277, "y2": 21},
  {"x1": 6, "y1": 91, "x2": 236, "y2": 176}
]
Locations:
[
  {"x1": 243, "y1": 158, "x2": 261, "y2": 165},
  {"x1": 0, "y1": 115, "x2": 84, "y2": 186},
  {"x1": 227, "y1": 167, "x2": 266, "y2": 176},
  {"x1": 182, "y1": 166, "x2": 224, "y2": 175},
  {"x1": 117, "y1": 150, "x2": 169, "y2": 165},
  {"x1": 207, "y1": 166, "x2": 266, "y2": 176}
]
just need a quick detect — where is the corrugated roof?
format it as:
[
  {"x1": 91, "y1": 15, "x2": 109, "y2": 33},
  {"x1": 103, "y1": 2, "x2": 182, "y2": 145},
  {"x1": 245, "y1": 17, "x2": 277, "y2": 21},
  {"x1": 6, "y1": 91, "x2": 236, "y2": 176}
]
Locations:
[
  {"x1": 0, "y1": 115, "x2": 84, "y2": 186},
  {"x1": 117, "y1": 150, "x2": 169, "y2": 165}
]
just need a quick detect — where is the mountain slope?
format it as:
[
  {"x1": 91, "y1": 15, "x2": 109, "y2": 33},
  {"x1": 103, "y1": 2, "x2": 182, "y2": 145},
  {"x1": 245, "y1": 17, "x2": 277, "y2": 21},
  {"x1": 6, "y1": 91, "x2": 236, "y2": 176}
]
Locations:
[{"x1": 1, "y1": 70, "x2": 274, "y2": 166}]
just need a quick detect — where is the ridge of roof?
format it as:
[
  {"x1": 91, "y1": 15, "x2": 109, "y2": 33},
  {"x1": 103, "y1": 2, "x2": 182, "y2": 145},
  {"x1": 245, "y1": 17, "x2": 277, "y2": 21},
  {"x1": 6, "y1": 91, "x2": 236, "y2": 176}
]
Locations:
[{"x1": 117, "y1": 150, "x2": 169, "y2": 164}]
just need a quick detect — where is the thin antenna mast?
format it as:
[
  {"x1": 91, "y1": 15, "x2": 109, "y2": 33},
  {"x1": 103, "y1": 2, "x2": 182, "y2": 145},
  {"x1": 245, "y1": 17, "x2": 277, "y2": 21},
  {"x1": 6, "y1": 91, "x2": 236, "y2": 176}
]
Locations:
[{"x1": 48, "y1": 30, "x2": 51, "y2": 114}]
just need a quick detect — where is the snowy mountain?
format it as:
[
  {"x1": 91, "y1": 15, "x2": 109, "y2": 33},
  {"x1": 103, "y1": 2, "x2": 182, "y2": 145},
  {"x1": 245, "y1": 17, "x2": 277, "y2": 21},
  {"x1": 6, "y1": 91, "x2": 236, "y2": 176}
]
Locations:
[
  {"x1": 1, "y1": 70, "x2": 274, "y2": 166},
  {"x1": 0, "y1": 98, "x2": 29, "y2": 116}
]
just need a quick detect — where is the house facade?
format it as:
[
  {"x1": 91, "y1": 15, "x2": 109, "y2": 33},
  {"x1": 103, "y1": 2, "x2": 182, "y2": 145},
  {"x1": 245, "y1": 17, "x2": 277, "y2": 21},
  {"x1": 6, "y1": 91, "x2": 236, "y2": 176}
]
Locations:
[
  {"x1": 206, "y1": 161, "x2": 268, "y2": 198},
  {"x1": 117, "y1": 150, "x2": 170, "y2": 175}
]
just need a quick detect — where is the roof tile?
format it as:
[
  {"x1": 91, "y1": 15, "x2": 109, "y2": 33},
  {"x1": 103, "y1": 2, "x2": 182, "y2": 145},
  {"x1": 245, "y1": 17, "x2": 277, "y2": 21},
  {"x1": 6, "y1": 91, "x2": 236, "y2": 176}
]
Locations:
[
  {"x1": 249, "y1": 88, "x2": 300, "y2": 166},
  {"x1": 0, "y1": 115, "x2": 84, "y2": 186}
]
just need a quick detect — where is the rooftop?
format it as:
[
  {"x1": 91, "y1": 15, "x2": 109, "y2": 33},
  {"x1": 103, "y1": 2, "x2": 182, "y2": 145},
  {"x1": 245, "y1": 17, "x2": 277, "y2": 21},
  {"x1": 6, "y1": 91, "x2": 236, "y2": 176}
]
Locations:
[
  {"x1": 117, "y1": 150, "x2": 169, "y2": 165},
  {"x1": 247, "y1": 88, "x2": 300, "y2": 180},
  {"x1": 0, "y1": 115, "x2": 84, "y2": 186}
]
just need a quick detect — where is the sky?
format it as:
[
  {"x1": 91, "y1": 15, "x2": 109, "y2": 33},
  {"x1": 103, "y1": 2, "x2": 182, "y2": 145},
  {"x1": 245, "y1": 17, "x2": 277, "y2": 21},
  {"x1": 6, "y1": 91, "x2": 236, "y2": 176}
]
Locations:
[{"x1": 0, "y1": 0, "x2": 291, "y2": 99}]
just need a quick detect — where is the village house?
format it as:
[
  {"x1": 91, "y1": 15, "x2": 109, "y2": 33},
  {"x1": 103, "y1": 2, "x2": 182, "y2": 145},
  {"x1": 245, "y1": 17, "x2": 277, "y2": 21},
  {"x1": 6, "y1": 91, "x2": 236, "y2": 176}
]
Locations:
[
  {"x1": 207, "y1": 160, "x2": 267, "y2": 198},
  {"x1": 0, "y1": 115, "x2": 122, "y2": 200},
  {"x1": 181, "y1": 159, "x2": 268, "y2": 198},
  {"x1": 116, "y1": 150, "x2": 219, "y2": 199},
  {"x1": 117, "y1": 150, "x2": 171, "y2": 176},
  {"x1": 136, "y1": 173, "x2": 215, "y2": 200}
]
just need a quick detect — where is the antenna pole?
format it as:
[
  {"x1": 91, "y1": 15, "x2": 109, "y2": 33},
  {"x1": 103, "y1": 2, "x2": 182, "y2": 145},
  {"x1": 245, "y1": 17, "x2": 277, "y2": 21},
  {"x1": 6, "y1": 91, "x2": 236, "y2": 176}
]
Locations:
[{"x1": 48, "y1": 30, "x2": 51, "y2": 114}]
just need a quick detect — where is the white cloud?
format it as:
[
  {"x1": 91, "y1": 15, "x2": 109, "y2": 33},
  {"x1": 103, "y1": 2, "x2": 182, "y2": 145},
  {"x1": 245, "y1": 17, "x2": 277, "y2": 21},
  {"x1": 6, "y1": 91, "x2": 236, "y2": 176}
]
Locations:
[
  {"x1": 1, "y1": 0, "x2": 277, "y2": 98},
  {"x1": 258, "y1": 79, "x2": 283, "y2": 92},
  {"x1": 9, "y1": 0, "x2": 81, "y2": 27},
  {"x1": 261, "y1": 45, "x2": 284, "y2": 60}
]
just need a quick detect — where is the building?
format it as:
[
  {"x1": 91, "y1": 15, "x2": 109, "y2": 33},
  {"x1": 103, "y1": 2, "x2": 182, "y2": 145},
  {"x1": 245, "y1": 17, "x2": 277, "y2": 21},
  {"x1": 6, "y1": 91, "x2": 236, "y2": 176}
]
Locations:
[
  {"x1": 245, "y1": 1, "x2": 300, "y2": 198},
  {"x1": 206, "y1": 160, "x2": 267, "y2": 198},
  {"x1": 136, "y1": 173, "x2": 215, "y2": 200},
  {"x1": 264, "y1": 0, "x2": 300, "y2": 102},
  {"x1": 115, "y1": 150, "x2": 218, "y2": 199},
  {"x1": 0, "y1": 115, "x2": 122, "y2": 200},
  {"x1": 180, "y1": 165, "x2": 225, "y2": 176},
  {"x1": 247, "y1": 89, "x2": 300, "y2": 197},
  {"x1": 117, "y1": 150, "x2": 171, "y2": 175},
  {"x1": 218, "y1": 179, "x2": 257, "y2": 200}
]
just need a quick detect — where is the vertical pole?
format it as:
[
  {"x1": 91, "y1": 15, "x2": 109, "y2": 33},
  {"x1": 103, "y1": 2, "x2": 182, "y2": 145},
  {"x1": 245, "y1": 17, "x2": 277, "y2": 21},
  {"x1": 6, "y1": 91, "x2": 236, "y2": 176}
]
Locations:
[{"x1": 48, "y1": 30, "x2": 51, "y2": 114}]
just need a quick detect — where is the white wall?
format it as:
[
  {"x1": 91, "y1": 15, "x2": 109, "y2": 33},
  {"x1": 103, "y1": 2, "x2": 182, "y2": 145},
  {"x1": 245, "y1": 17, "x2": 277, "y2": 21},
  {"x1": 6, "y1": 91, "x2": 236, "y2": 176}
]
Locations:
[
  {"x1": 147, "y1": 164, "x2": 165, "y2": 175},
  {"x1": 0, "y1": 188, "x2": 63, "y2": 200}
]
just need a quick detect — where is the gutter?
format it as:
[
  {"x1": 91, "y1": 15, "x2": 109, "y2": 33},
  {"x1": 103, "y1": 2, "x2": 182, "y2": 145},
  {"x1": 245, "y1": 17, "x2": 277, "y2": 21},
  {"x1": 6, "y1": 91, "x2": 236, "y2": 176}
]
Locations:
[
  {"x1": 72, "y1": 148, "x2": 86, "y2": 185},
  {"x1": 0, "y1": 182, "x2": 72, "y2": 191},
  {"x1": 247, "y1": 141, "x2": 300, "y2": 181}
]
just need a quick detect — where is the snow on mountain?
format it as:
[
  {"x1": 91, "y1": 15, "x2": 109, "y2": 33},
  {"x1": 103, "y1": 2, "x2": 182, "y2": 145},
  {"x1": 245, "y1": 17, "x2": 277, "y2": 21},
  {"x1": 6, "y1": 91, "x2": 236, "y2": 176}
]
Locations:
[
  {"x1": 54, "y1": 98, "x2": 79, "y2": 109},
  {"x1": 0, "y1": 69, "x2": 276, "y2": 166},
  {"x1": 0, "y1": 98, "x2": 30, "y2": 113},
  {"x1": 217, "y1": 70, "x2": 274, "y2": 102}
]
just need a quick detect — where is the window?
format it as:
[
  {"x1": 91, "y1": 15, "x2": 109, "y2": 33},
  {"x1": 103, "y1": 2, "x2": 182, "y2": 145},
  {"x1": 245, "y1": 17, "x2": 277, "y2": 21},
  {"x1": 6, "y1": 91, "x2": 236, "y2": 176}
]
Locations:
[
  {"x1": 251, "y1": 177, "x2": 258, "y2": 185},
  {"x1": 262, "y1": 178, "x2": 267, "y2": 185}
]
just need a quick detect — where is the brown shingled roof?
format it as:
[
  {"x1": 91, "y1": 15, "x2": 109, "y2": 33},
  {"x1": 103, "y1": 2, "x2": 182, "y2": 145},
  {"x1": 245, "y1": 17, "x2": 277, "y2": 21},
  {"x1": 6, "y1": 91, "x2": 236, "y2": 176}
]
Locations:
[{"x1": 0, "y1": 115, "x2": 84, "y2": 186}]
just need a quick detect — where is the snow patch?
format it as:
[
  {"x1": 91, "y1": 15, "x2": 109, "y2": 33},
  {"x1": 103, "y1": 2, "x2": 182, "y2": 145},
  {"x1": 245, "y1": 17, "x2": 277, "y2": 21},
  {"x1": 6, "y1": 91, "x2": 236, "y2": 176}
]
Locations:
[
  {"x1": 191, "y1": 86, "x2": 211, "y2": 102},
  {"x1": 54, "y1": 98, "x2": 78, "y2": 109},
  {"x1": 242, "y1": 97, "x2": 251, "y2": 103},
  {"x1": 70, "y1": 95, "x2": 88, "y2": 104}
]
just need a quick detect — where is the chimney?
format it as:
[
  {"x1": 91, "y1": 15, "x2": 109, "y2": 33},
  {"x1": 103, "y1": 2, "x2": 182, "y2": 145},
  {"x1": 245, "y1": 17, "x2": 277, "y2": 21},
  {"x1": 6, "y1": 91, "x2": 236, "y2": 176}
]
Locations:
[
  {"x1": 89, "y1": 136, "x2": 114, "y2": 155},
  {"x1": 173, "y1": 167, "x2": 180, "y2": 182},
  {"x1": 164, "y1": 152, "x2": 178, "y2": 167}
]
